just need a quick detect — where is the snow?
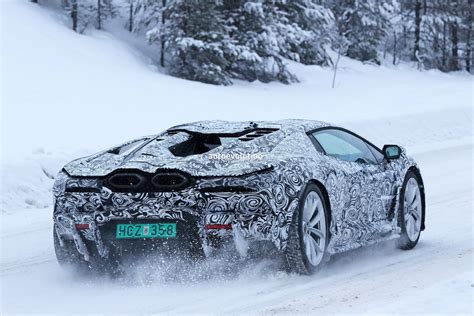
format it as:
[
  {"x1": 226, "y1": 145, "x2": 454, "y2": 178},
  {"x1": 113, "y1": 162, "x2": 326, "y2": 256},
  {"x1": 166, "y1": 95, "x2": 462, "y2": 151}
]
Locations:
[
  {"x1": 0, "y1": 1, "x2": 473, "y2": 315},
  {"x1": 2, "y1": 1, "x2": 472, "y2": 160}
]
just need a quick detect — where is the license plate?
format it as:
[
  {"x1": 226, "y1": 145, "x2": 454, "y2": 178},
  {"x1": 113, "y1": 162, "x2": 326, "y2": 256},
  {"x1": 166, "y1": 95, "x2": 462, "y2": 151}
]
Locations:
[{"x1": 116, "y1": 223, "x2": 177, "y2": 239}]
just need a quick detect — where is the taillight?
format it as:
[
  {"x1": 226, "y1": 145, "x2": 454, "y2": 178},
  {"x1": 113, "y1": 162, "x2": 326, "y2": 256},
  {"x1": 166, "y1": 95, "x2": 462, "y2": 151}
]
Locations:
[{"x1": 75, "y1": 224, "x2": 90, "y2": 230}]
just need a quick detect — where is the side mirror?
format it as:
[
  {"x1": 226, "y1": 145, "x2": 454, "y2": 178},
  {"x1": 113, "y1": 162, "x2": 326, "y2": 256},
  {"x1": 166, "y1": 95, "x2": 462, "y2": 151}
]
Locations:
[{"x1": 383, "y1": 144, "x2": 402, "y2": 160}]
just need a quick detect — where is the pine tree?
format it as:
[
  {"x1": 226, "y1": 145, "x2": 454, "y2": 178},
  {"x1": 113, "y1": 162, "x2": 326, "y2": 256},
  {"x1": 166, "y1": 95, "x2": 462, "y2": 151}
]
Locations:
[
  {"x1": 61, "y1": 0, "x2": 115, "y2": 33},
  {"x1": 45, "y1": 0, "x2": 473, "y2": 81},
  {"x1": 275, "y1": 0, "x2": 334, "y2": 65},
  {"x1": 381, "y1": 0, "x2": 402, "y2": 65},
  {"x1": 222, "y1": 1, "x2": 297, "y2": 83},
  {"x1": 126, "y1": 0, "x2": 161, "y2": 33},
  {"x1": 147, "y1": 0, "x2": 233, "y2": 85},
  {"x1": 96, "y1": 0, "x2": 116, "y2": 30},
  {"x1": 463, "y1": 0, "x2": 473, "y2": 72},
  {"x1": 330, "y1": 0, "x2": 391, "y2": 64},
  {"x1": 395, "y1": 0, "x2": 469, "y2": 71}
]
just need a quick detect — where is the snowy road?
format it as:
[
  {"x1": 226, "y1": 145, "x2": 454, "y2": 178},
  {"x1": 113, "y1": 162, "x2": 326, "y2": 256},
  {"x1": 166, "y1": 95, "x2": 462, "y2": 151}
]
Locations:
[{"x1": 1, "y1": 143, "x2": 472, "y2": 315}]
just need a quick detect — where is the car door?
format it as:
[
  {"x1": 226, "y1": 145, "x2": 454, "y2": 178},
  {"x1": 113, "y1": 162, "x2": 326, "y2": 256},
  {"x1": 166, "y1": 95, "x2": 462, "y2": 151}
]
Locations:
[{"x1": 310, "y1": 128, "x2": 395, "y2": 247}]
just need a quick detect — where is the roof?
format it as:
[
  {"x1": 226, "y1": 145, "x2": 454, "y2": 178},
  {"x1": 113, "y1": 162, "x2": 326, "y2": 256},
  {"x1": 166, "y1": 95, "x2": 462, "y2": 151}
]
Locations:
[{"x1": 168, "y1": 119, "x2": 331, "y2": 134}]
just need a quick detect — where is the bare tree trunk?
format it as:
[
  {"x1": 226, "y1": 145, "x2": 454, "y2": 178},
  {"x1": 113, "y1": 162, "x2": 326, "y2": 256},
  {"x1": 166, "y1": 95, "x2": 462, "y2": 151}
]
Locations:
[
  {"x1": 393, "y1": 32, "x2": 397, "y2": 65},
  {"x1": 129, "y1": 1, "x2": 134, "y2": 32},
  {"x1": 449, "y1": 0, "x2": 459, "y2": 71},
  {"x1": 413, "y1": 0, "x2": 422, "y2": 61},
  {"x1": 403, "y1": 25, "x2": 407, "y2": 59},
  {"x1": 160, "y1": 0, "x2": 167, "y2": 67},
  {"x1": 97, "y1": 0, "x2": 101, "y2": 30},
  {"x1": 450, "y1": 22, "x2": 459, "y2": 70},
  {"x1": 442, "y1": 21, "x2": 447, "y2": 70},
  {"x1": 71, "y1": 0, "x2": 78, "y2": 32},
  {"x1": 466, "y1": 0, "x2": 472, "y2": 72},
  {"x1": 332, "y1": 49, "x2": 341, "y2": 88}
]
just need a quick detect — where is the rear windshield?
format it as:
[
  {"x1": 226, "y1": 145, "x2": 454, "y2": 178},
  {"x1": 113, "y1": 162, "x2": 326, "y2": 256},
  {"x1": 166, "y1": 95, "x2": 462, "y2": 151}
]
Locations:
[
  {"x1": 169, "y1": 134, "x2": 237, "y2": 157},
  {"x1": 168, "y1": 128, "x2": 278, "y2": 157}
]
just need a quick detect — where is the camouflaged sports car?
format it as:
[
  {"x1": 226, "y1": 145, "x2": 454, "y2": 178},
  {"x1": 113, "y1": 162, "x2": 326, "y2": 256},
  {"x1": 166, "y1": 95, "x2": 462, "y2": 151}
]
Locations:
[{"x1": 53, "y1": 120, "x2": 425, "y2": 274}]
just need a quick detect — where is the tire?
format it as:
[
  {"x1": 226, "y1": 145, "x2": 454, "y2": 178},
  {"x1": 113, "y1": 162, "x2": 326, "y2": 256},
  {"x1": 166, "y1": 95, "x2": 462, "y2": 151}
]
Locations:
[
  {"x1": 398, "y1": 170, "x2": 424, "y2": 250},
  {"x1": 285, "y1": 182, "x2": 330, "y2": 274}
]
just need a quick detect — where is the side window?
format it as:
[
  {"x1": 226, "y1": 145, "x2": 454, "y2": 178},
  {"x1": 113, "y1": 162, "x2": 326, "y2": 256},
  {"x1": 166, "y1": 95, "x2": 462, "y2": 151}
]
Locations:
[
  {"x1": 312, "y1": 129, "x2": 378, "y2": 164},
  {"x1": 368, "y1": 144, "x2": 385, "y2": 163}
]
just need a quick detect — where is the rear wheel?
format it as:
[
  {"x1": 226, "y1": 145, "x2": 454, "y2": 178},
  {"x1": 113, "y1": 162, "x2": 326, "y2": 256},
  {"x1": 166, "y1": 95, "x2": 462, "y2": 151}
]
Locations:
[
  {"x1": 398, "y1": 171, "x2": 423, "y2": 250},
  {"x1": 285, "y1": 182, "x2": 329, "y2": 274}
]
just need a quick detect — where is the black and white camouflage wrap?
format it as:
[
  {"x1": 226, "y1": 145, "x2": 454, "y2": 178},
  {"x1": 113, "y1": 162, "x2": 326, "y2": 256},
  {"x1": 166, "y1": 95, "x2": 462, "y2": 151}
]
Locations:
[{"x1": 53, "y1": 120, "x2": 420, "y2": 260}]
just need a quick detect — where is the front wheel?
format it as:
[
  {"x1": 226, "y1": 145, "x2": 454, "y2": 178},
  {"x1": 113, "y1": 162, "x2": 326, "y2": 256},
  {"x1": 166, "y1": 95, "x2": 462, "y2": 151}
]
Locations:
[
  {"x1": 285, "y1": 182, "x2": 330, "y2": 274},
  {"x1": 398, "y1": 170, "x2": 424, "y2": 250}
]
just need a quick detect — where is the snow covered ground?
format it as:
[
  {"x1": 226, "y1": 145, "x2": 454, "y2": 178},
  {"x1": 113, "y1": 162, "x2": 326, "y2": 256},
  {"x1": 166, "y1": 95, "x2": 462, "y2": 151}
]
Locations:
[
  {"x1": 1, "y1": 1, "x2": 473, "y2": 315},
  {"x1": 1, "y1": 144, "x2": 472, "y2": 315}
]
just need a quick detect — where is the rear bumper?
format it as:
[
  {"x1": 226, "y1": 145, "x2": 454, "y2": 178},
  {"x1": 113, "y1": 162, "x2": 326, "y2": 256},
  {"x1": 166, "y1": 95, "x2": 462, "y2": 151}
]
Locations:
[{"x1": 53, "y1": 188, "x2": 281, "y2": 260}]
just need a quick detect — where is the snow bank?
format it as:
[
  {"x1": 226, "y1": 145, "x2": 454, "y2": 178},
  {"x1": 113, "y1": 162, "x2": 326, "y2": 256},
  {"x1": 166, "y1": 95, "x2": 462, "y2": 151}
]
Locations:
[{"x1": 0, "y1": 149, "x2": 82, "y2": 213}]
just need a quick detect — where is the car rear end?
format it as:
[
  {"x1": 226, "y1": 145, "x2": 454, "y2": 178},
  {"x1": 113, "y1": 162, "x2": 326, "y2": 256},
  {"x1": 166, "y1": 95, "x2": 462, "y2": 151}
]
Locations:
[{"x1": 53, "y1": 166, "x2": 282, "y2": 271}]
